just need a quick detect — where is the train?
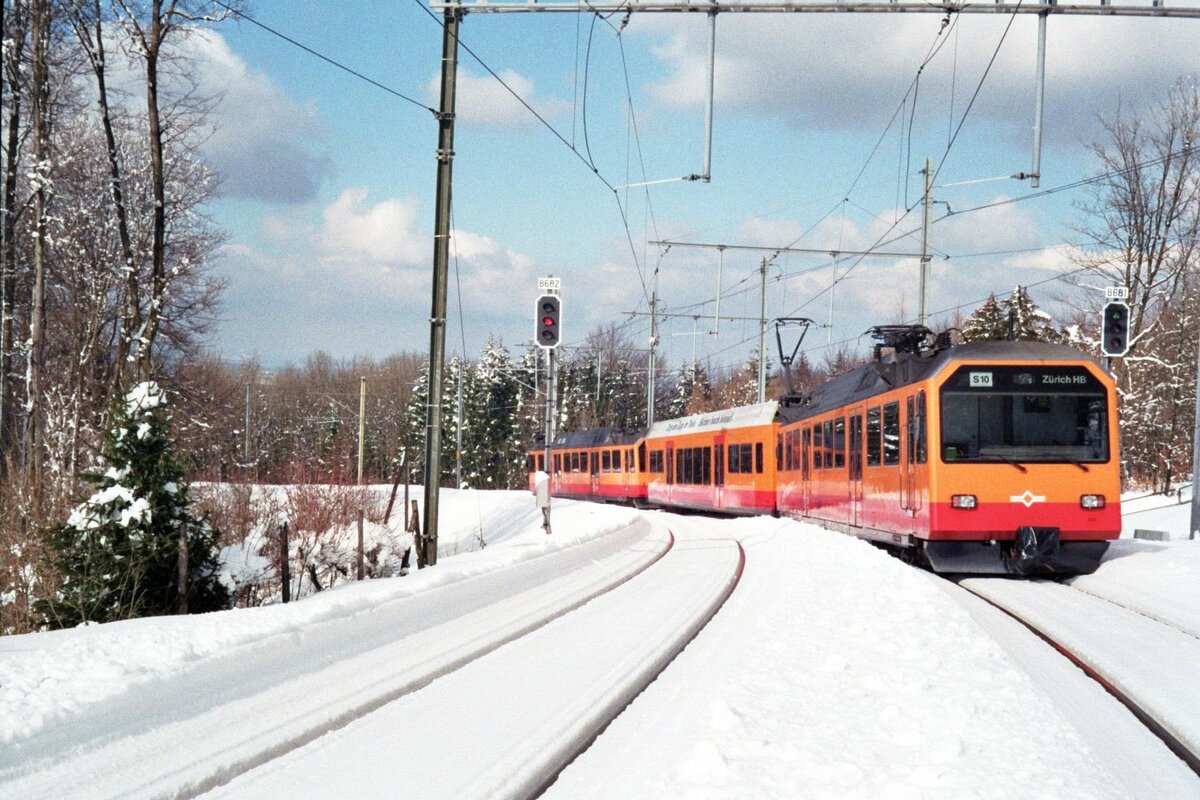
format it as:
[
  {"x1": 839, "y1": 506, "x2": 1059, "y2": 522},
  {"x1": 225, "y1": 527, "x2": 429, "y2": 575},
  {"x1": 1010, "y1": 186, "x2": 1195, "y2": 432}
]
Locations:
[{"x1": 528, "y1": 329, "x2": 1121, "y2": 576}]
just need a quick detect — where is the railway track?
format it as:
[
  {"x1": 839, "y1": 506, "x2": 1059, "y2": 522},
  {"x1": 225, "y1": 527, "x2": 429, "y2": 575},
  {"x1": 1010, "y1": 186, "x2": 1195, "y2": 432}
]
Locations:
[
  {"x1": 201, "y1": 530, "x2": 745, "y2": 799},
  {"x1": 956, "y1": 577, "x2": 1200, "y2": 777},
  {"x1": 1, "y1": 519, "x2": 680, "y2": 800}
]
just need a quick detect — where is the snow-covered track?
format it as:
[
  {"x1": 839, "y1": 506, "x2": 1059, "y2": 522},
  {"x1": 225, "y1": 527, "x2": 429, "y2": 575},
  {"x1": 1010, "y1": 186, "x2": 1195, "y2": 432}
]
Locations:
[
  {"x1": 201, "y1": 533, "x2": 745, "y2": 799},
  {"x1": 958, "y1": 578, "x2": 1200, "y2": 776},
  {"x1": 0, "y1": 519, "x2": 669, "y2": 800}
]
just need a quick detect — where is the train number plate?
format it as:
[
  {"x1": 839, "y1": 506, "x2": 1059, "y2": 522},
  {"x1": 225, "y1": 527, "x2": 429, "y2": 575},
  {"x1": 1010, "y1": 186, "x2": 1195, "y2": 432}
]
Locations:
[{"x1": 969, "y1": 372, "x2": 993, "y2": 388}]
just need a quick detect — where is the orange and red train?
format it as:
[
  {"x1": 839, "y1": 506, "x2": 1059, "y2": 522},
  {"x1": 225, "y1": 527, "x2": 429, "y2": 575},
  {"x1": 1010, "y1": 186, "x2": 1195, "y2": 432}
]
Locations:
[{"x1": 530, "y1": 338, "x2": 1121, "y2": 576}]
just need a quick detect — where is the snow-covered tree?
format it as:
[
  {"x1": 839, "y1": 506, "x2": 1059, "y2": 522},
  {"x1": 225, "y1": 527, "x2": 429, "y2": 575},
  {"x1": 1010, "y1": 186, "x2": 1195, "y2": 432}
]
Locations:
[
  {"x1": 960, "y1": 294, "x2": 1007, "y2": 342},
  {"x1": 961, "y1": 287, "x2": 1063, "y2": 343},
  {"x1": 666, "y1": 362, "x2": 713, "y2": 419},
  {"x1": 39, "y1": 382, "x2": 229, "y2": 626}
]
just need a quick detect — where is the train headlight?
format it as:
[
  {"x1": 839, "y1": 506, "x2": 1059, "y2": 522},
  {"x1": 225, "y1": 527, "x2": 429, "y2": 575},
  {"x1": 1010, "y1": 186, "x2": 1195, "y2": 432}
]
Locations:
[
  {"x1": 951, "y1": 494, "x2": 977, "y2": 509},
  {"x1": 1080, "y1": 494, "x2": 1106, "y2": 509}
]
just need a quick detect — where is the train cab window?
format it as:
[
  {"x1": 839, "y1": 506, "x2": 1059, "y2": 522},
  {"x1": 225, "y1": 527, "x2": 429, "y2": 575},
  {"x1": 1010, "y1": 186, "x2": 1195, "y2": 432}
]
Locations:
[
  {"x1": 916, "y1": 391, "x2": 927, "y2": 464},
  {"x1": 867, "y1": 407, "x2": 882, "y2": 466},
  {"x1": 755, "y1": 442, "x2": 764, "y2": 474},
  {"x1": 776, "y1": 436, "x2": 783, "y2": 471},
  {"x1": 883, "y1": 402, "x2": 901, "y2": 465},
  {"x1": 833, "y1": 418, "x2": 846, "y2": 469}
]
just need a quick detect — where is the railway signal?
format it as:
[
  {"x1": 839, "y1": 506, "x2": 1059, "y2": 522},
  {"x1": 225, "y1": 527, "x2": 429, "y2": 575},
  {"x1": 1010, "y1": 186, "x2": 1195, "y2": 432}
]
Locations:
[
  {"x1": 536, "y1": 294, "x2": 561, "y2": 349},
  {"x1": 1101, "y1": 301, "x2": 1130, "y2": 357}
]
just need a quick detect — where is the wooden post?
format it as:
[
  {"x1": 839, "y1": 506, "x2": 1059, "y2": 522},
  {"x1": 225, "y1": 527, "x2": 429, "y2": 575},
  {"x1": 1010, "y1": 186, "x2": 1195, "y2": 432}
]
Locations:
[
  {"x1": 280, "y1": 521, "x2": 291, "y2": 604},
  {"x1": 356, "y1": 509, "x2": 365, "y2": 580}
]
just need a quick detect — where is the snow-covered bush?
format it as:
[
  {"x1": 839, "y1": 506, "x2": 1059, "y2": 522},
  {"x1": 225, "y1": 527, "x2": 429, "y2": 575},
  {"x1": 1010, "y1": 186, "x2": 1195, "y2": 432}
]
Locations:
[{"x1": 38, "y1": 383, "x2": 230, "y2": 627}]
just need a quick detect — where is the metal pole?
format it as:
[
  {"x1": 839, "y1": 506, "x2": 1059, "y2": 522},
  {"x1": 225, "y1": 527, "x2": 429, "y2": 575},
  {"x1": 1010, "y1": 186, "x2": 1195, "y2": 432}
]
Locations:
[
  {"x1": 244, "y1": 383, "x2": 251, "y2": 463},
  {"x1": 357, "y1": 376, "x2": 366, "y2": 484},
  {"x1": 421, "y1": 8, "x2": 461, "y2": 569},
  {"x1": 1031, "y1": 11, "x2": 1047, "y2": 189},
  {"x1": 1190, "y1": 320, "x2": 1200, "y2": 540},
  {"x1": 711, "y1": 245, "x2": 724, "y2": 336},
  {"x1": 455, "y1": 361, "x2": 463, "y2": 489},
  {"x1": 701, "y1": 9, "x2": 716, "y2": 181},
  {"x1": 919, "y1": 155, "x2": 933, "y2": 327},
  {"x1": 827, "y1": 252, "x2": 838, "y2": 345},
  {"x1": 357, "y1": 376, "x2": 366, "y2": 580},
  {"x1": 757, "y1": 257, "x2": 768, "y2": 403},
  {"x1": 647, "y1": 283, "x2": 658, "y2": 427}
]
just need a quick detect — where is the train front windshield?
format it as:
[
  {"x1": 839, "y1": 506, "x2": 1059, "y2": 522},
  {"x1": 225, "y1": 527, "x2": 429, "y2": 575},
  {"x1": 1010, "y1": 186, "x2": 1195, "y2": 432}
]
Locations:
[{"x1": 939, "y1": 365, "x2": 1109, "y2": 463}]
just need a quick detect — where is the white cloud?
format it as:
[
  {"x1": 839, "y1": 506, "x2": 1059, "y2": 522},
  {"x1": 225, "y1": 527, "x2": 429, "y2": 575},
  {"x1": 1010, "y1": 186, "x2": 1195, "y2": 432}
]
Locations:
[
  {"x1": 103, "y1": 29, "x2": 333, "y2": 203},
  {"x1": 638, "y1": 14, "x2": 1199, "y2": 138},
  {"x1": 427, "y1": 69, "x2": 570, "y2": 130}
]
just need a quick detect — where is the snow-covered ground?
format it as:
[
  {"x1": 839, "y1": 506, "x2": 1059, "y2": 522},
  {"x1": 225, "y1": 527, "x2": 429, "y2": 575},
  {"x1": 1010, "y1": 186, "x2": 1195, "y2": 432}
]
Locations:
[{"x1": 1, "y1": 488, "x2": 1197, "y2": 799}]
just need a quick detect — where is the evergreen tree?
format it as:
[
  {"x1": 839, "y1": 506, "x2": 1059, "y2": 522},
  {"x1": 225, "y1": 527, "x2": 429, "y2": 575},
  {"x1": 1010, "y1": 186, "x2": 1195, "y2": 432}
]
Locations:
[
  {"x1": 39, "y1": 383, "x2": 230, "y2": 627},
  {"x1": 960, "y1": 294, "x2": 1007, "y2": 342},
  {"x1": 667, "y1": 362, "x2": 713, "y2": 419}
]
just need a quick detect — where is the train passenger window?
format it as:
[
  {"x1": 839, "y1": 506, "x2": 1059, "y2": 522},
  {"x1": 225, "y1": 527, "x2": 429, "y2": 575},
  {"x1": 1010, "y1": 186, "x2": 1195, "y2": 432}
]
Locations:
[
  {"x1": 678, "y1": 450, "x2": 688, "y2": 484},
  {"x1": 728, "y1": 443, "x2": 740, "y2": 473},
  {"x1": 602, "y1": 451, "x2": 611, "y2": 472},
  {"x1": 612, "y1": 449, "x2": 620, "y2": 470},
  {"x1": 867, "y1": 408, "x2": 882, "y2": 466},
  {"x1": 812, "y1": 425, "x2": 823, "y2": 470},
  {"x1": 755, "y1": 442, "x2": 764, "y2": 474},
  {"x1": 883, "y1": 402, "x2": 900, "y2": 465},
  {"x1": 538, "y1": 454, "x2": 545, "y2": 472},
  {"x1": 802, "y1": 429, "x2": 811, "y2": 479},
  {"x1": 626, "y1": 449, "x2": 633, "y2": 472},
  {"x1": 638, "y1": 444, "x2": 646, "y2": 472},
  {"x1": 554, "y1": 454, "x2": 561, "y2": 474},
  {"x1": 907, "y1": 397, "x2": 916, "y2": 465},
  {"x1": 527, "y1": 455, "x2": 535, "y2": 473},
  {"x1": 822, "y1": 421, "x2": 834, "y2": 468},
  {"x1": 916, "y1": 391, "x2": 927, "y2": 465},
  {"x1": 834, "y1": 418, "x2": 846, "y2": 469},
  {"x1": 703, "y1": 447, "x2": 712, "y2": 485},
  {"x1": 776, "y1": 437, "x2": 783, "y2": 471}
]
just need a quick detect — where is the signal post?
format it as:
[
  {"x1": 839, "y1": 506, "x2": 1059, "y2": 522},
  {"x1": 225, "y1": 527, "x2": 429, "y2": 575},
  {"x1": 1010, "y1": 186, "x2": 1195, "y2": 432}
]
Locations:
[{"x1": 536, "y1": 278, "x2": 562, "y2": 534}]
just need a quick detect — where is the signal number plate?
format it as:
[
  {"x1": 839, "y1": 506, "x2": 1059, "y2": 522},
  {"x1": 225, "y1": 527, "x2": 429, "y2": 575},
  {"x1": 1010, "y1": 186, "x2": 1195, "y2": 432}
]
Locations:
[{"x1": 969, "y1": 372, "x2": 993, "y2": 388}]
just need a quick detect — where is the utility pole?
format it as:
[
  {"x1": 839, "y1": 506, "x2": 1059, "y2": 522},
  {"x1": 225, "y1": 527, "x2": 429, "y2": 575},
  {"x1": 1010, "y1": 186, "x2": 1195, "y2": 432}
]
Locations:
[
  {"x1": 244, "y1": 383, "x2": 251, "y2": 464},
  {"x1": 757, "y1": 257, "x2": 768, "y2": 403},
  {"x1": 1188, "y1": 130, "x2": 1199, "y2": 540},
  {"x1": 455, "y1": 361, "x2": 463, "y2": 490},
  {"x1": 646, "y1": 282, "x2": 659, "y2": 427},
  {"x1": 827, "y1": 252, "x2": 839, "y2": 345},
  {"x1": 357, "y1": 376, "x2": 366, "y2": 580},
  {"x1": 919, "y1": 155, "x2": 933, "y2": 328},
  {"x1": 421, "y1": 7, "x2": 461, "y2": 569}
]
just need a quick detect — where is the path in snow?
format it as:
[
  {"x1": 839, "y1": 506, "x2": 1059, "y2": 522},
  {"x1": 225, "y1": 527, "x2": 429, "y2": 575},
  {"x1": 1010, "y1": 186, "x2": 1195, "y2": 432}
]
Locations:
[
  {"x1": 201, "y1": 526, "x2": 743, "y2": 799},
  {"x1": 1, "y1": 518, "x2": 660, "y2": 799}
]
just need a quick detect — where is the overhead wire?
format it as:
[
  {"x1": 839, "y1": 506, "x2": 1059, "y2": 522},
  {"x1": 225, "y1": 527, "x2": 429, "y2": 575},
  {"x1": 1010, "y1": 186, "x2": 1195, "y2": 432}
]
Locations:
[{"x1": 211, "y1": 0, "x2": 436, "y2": 114}]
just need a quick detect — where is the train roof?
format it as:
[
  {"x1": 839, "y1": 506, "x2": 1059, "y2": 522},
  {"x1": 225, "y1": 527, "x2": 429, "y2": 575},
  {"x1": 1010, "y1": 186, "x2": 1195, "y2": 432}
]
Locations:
[
  {"x1": 794, "y1": 340, "x2": 1107, "y2": 421},
  {"x1": 646, "y1": 401, "x2": 793, "y2": 439},
  {"x1": 549, "y1": 428, "x2": 642, "y2": 449}
]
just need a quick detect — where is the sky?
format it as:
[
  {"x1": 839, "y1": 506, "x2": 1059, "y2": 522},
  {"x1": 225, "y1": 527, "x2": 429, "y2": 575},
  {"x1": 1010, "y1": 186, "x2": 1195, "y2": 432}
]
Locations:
[{"x1": 188, "y1": 1, "x2": 1200, "y2": 373}]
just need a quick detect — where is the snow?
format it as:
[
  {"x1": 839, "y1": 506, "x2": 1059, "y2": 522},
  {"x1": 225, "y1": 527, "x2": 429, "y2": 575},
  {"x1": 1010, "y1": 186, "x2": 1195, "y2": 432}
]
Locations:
[{"x1": 1, "y1": 489, "x2": 1197, "y2": 798}]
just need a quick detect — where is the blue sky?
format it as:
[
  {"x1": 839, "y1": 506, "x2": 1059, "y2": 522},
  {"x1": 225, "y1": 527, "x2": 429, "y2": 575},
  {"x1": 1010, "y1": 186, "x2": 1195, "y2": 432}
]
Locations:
[{"x1": 193, "y1": 1, "x2": 1200, "y2": 373}]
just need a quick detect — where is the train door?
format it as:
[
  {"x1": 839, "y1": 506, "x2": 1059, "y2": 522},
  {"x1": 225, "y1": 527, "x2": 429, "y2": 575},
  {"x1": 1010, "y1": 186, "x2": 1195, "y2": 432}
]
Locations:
[
  {"x1": 849, "y1": 409, "x2": 864, "y2": 526},
  {"x1": 903, "y1": 396, "x2": 916, "y2": 527},
  {"x1": 665, "y1": 443, "x2": 675, "y2": 504},
  {"x1": 590, "y1": 451, "x2": 600, "y2": 496},
  {"x1": 713, "y1": 435, "x2": 725, "y2": 510},
  {"x1": 801, "y1": 428, "x2": 812, "y2": 513}
]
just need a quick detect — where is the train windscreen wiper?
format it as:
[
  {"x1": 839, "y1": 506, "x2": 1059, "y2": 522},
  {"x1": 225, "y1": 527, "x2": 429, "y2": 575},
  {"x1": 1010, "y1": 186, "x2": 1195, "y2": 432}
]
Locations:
[{"x1": 978, "y1": 454, "x2": 1028, "y2": 473}]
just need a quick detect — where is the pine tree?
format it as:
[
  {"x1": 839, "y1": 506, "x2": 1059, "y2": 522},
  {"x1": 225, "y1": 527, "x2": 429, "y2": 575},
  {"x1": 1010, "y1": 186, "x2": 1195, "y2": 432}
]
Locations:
[
  {"x1": 1002, "y1": 285, "x2": 1064, "y2": 343},
  {"x1": 39, "y1": 382, "x2": 230, "y2": 627},
  {"x1": 960, "y1": 294, "x2": 1008, "y2": 342}
]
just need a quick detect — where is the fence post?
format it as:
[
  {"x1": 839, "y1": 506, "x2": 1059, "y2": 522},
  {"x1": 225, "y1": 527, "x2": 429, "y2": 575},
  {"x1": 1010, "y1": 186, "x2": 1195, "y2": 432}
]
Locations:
[{"x1": 280, "y1": 521, "x2": 291, "y2": 604}]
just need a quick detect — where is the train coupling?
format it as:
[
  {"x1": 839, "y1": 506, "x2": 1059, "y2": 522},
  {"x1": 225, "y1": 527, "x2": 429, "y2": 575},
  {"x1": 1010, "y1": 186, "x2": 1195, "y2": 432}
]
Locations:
[{"x1": 1004, "y1": 527, "x2": 1060, "y2": 576}]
